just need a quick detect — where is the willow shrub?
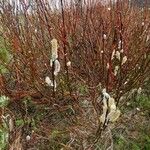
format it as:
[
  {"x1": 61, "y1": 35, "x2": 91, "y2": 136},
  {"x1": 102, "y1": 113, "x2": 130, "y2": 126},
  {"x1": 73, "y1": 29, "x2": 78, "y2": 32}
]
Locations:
[{"x1": 0, "y1": 0, "x2": 150, "y2": 148}]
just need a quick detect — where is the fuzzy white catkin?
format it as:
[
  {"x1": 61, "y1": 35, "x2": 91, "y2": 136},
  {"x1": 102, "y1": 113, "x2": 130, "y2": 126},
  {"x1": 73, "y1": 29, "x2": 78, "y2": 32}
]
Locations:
[
  {"x1": 100, "y1": 92, "x2": 121, "y2": 124},
  {"x1": 114, "y1": 66, "x2": 119, "y2": 76},
  {"x1": 100, "y1": 112, "x2": 107, "y2": 124},
  {"x1": 146, "y1": 35, "x2": 150, "y2": 42},
  {"x1": 54, "y1": 60, "x2": 60, "y2": 76},
  {"x1": 122, "y1": 56, "x2": 127, "y2": 65},
  {"x1": 137, "y1": 87, "x2": 142, "y2": 94},
  {"x1": 102, "y1": 88, "x2": 110, "y2": 100},
  {"x1": 116, "y1": 51, "x2": 120, "y2": 60},
  {"x1": 108, "y1": 98, "x2": 116, "y2": 110},
  {"x1": 9, "y1": 118, "x2": 13, "y2": 132},
  {"x1": 103, "y1": 34, "x2": 107, "y2": 40},
  {"x1": 100, "y1": 89, "x2": 110, "y2": 124},
  {"x1": 120, "y1": 49, "x2": 124, "y2": 53},
  {"x1": 26, "y1": 135, "x2": 31, "y2": 141},
  {"x1": 108, "y1": 109, "x2": 121, "y2": 122},
  {"x1": 35, "y1": 29, "x2": 37, "y2": 33},
  {"x1": 111, "y1": 49, "x2": 115, "y2": 60},
  {"x1": 118, "y1": 40, "x2": 122, "y2": 49},
  {"x1": 106, "y1": 63, "x2": 110, "y2": 69},
  {"x1": 45, "y1": 76, "x2": 53, "y2": 86},
  {"x1": 51, "y1": 39, "x2": 58, "y2": 61},
  {"x1": 100, "y1": 99, "x2": 108, "y2": 124},
  {"x1": 45, "y1": 76, "x2": 57, "y2": 90},
  {"x1": 50, "y1": 59, "x2": 53, "y2": 67},
  {"x1": 53, "y1": 80, "x2": 57, "y2": 91},
  {"x1": 66, "y1": 61, "x2": 71, "y2": 67}
]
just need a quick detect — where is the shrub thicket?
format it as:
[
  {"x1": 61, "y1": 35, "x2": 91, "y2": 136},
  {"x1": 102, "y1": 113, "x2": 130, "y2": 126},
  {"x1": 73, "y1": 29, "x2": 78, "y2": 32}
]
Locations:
[{"x1": 0, "y1": 0, "x2": 149, "y2": 149}]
